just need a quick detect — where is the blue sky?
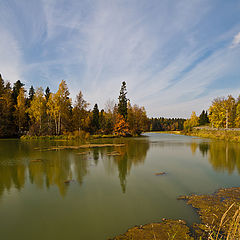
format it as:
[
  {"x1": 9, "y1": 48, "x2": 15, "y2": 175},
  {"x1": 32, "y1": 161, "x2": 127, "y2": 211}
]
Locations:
[{"x1": 0, "y1": 0, "x2": 240, "y2": 117}]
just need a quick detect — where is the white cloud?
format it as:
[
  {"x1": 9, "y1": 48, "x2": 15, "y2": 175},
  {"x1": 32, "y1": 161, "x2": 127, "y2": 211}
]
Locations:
[
  {"x1": 0, "y1": 29, "x2": 23, "y2": 83},
  {"x1": 231, "y1": 32, "x2": 240, "y2": 48}
]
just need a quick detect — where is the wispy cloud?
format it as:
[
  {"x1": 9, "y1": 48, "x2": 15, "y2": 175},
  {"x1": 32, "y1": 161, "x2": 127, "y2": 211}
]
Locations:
[
  {"x1": 231, "y1": 32, "x2": 240, "y2": 48},
  {"x1": 0, "y1": 28, "x2": 23, "y2": 82},
  {"x1": 0, "y1": 0, "x2": 240, "y2": 117}
]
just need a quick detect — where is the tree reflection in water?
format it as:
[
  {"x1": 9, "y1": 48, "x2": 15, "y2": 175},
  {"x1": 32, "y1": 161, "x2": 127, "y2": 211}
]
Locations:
[
  {"x1": 0, "y1": 138, "x2": 150, "y2": 198},
  {"x1": 191, "y1": 141, "x2": 240, "y2": 174}
]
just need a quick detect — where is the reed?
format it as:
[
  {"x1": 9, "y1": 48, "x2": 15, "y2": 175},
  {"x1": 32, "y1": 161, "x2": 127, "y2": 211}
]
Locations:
[{"x1": 207, "y1": 203, "x2": 240, "y2": 240}]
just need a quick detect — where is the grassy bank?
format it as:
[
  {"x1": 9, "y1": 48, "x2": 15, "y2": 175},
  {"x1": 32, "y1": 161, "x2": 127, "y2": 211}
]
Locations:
[
  {"x1": 20, "y1": 133, "x2": 119, "y2": 141},
  {"x1": 184, "y1": 128, "x2": 240, "y2": 143}
]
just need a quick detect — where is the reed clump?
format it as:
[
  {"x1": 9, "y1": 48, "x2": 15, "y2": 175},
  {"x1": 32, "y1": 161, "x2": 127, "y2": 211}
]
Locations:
[{"x1": 207, "y1": 204, "x2": 240, "y2": 240}]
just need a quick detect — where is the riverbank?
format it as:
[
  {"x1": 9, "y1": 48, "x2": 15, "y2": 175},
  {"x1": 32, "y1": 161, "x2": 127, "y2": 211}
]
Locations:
[
  {"x1": 111, "y1": 187, "x2": 240, "y2": 239},
  {"x1": 184, "y1": 128, "x2": 240, "y2": 143},
  {"x1": 148, "y1": 129, "x2": 240, "y2": 143},
  {"x1": 20, "y1": 133, "x2": 117, "y2": 141}
]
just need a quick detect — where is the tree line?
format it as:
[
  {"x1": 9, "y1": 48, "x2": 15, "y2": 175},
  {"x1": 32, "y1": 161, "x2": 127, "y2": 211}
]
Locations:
[
  {"x1": 150, "y1": 117, "x2": 186, "y2": 131},
  {"x1": 0, "y1": 74, "x2": 149, "y2": 138},
  {"x1": 184, "y1": 94, "x2": 240, "y2": 131}
]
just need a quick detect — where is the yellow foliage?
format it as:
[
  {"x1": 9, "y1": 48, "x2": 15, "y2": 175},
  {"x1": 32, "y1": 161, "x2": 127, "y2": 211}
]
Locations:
[
  {"x1": 114, "y1": 114, "x2": 129, "y2": 136},
  {"x1": 27, "y1": 87, "x2": 46, "y2": 133},
  {"x1": 235, "y1": 103, "x2": 240, "y2": 128},
  {"x1": 184, "y1": 111, "x2": 199, "y2": 131}
]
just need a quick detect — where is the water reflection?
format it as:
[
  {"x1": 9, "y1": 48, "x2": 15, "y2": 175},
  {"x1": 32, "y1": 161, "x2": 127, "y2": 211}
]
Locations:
[
  {"x1": 0, "y1": 138, "x2": 149, "y2": 197},
  {"x1": 191, "y1": 141, "x2": 240, "y2": 174}
]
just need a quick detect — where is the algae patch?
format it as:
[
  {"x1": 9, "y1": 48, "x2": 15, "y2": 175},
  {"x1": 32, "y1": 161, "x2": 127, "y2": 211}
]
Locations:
[
  {"x1": 178, "y1": 187, "x2": 240, "y2": 238},
  {"x1": 111, "y1": 187, "x2": 240, "y2": 240},
  {"x1": 110, "y1": 219, "x2": 193, "y2": 240}
]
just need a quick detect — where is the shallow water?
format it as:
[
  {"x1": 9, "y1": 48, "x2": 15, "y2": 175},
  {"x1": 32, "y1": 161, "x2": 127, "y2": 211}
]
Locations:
[{"x1": 0, "y1": 133, "x2": 240, "y2": 240}]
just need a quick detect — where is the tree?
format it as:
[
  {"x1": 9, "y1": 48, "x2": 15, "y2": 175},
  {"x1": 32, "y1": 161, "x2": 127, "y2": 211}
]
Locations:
[
  {"x1": 198, "y1": 110, "x2": 209, "y2": 126},
  {"x1": 72, "y1": 91, "x2": 89, "y2": 133},
  {"x1": 114, "y1": 114, "x2": 129, "y2": 136},
  {"x1": 235, "y1": 103, "x2": 240, "y2": 128},
  {"x1": 26, "y1": 85, "x2": 35, "y2": 111},
  {"x1": 47, "y1": 80, "x2": 71, "y2": 135},
  {"x1": 224, "y1": 95, "x2": 236, "y2": 128},
  {"x1": 92, "y1": 103, "x2": 99, "y2": 132},
  {"x1": 209, "y1": 96, "x2": 236, "y2": 129},
  {"x1": 27, "y1": 87, "x2": 46, "y2": 135},
  {"x1": 118, "y1": 81, "x2": 128, "y2": 119},
  {"x1": 0, "y1": 78, "x2": 16, "y2": 137},
  {"x1": 0, "y1": 74, "x2": 4, "y2": 96},
  {"x1": 47, "y1": 93, "x2": 60, "y2": 135},
  {"x1": 209, "y1": 97, "x2": 226, "y2": 128},
  {"x1": 14, "y1": 87, "x2": 27, "y2": 134},
  {"x1": 45, "y1": 87, "x2": 51, "y2": 101},
  {"x1": 184, "y1": 111, "x2": 199, "y2": 132},
  {"x1": 12, "y1": 80, "x2": 24, "y2": 104},
  {"x1": 28, "y1": 86, "x2": 35, "y2": 102},
  {"x1": 99, "y1": 109, "x2": 106, "y2": 132},
  {"x1": 127, "y1": 103, "x2": 149, "y2": 135},
  {"x1": 0, "y1": 74, "x2": 5, "y2": 134},
  {"x1": 104, "y1": 99, "x2": 118, "y2": 134}
]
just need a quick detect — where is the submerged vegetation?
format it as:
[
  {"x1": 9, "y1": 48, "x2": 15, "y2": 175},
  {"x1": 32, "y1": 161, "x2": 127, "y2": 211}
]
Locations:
[
  {"x1": 0, "y1": 74, "x2": 149, "y2": 138},
  {"x1": 112, "y1": 187, "x2": 240, "y2": 240}
]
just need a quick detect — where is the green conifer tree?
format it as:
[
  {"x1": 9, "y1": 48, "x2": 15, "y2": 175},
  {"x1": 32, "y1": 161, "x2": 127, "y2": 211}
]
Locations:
[
  {"x1": 12, "y1": 80, "x2": 24, "y2": 104},
  {"x1": 118, "y1": 81, "x2": 128, "y2": 119},
  {"x1": 92, "y1": 103, "x2": 99, "y2": 132}
]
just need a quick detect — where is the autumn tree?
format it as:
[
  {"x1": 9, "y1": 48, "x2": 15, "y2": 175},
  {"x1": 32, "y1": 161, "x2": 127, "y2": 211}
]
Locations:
[
  {"x1": 104, "y1": 99, "x2": 118, "y2": 134},
  {"x1": 0, "y1": 74, "x2": 4, "y2": 96},
  {"x1": 235, "y1": 102, "x2": 240, "y2": 128},
  {"x1": 127, "y1": 103, "x2": 149, "y2": 135},
  {"x1": 12, "y1": 80, "x2": 24, "y2": 104},
  {"x1": 118, "y1": 81, "x2": 128, "y2": 119},
  {"x1": 0, "y1": 75, "x2": 16, "y2": 137},
  {"x1": 114, "y1": 114, "x2": 129, "y2": 136},
  {"x1": 27, "y1": 87, "x2": 46, "y2": 135},
  {"x1": 47, "y1": 93, "x2": 60, "y2": 135},
  {"x1": 209, "y1": 96, "x2": 236, "y2": 128},
  {"x1": 0, "y1": 74, "x2": 5, "y2": 133},
  {"x1": 47, "y1": 80, "x2": 71, "y2": 135},
  {"x1": 184, "y1": 111, "x2": 199, "y2": 131},
  {"x1": 72, "y1": 91, "x2": 89, "y2": 133},
  {"x1": 224, "y1": 95, "x2": 236, "y2": 128},
  {"x1": 14, "y1": 87, "x2": 27, "y2": 134}
]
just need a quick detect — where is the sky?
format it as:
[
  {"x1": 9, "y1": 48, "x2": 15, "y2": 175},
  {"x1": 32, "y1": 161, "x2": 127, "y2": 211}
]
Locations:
[{"x1": 0, "y1": 0, "x2": 240, "y2": 118}]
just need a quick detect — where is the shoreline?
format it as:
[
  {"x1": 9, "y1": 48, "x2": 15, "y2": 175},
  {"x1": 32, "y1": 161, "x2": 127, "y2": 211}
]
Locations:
[
  {"x1": 111, "y1": 186, "x2": 240, "y2": 240},
  {"x1": 183, "y1": 128, "x2": 240, "y2": 143},
  {"x1": 147, "y1": 129, "x2": 240, "y2": 143}
]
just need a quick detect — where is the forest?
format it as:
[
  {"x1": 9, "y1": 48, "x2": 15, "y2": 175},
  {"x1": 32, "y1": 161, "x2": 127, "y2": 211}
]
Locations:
[
  {"x1": 150, "y1": 117, "x2": 186, "y2": 131},
  {"x1": 1, "y1": 72, "x2": 240, "y2": 139},
  {"x1": 0, "y1": 74, "x2": 149, "y2": 138}
]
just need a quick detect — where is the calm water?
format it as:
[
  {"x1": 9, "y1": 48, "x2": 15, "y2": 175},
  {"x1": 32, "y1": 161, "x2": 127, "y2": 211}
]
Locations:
[{"x1": 0, "y1": 133, "x2": 240, "y2": 240}]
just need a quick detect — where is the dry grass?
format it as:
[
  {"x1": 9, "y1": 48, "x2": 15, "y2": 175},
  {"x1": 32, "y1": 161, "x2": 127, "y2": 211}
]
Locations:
[{"x1": 207, "y1": 203, "x2": 240, "y2": 240}]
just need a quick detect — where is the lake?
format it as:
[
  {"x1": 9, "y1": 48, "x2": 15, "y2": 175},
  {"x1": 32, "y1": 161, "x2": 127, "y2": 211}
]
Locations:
[{"x1": 0, "y1": 133, "x2": 240, "y2": 240}]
